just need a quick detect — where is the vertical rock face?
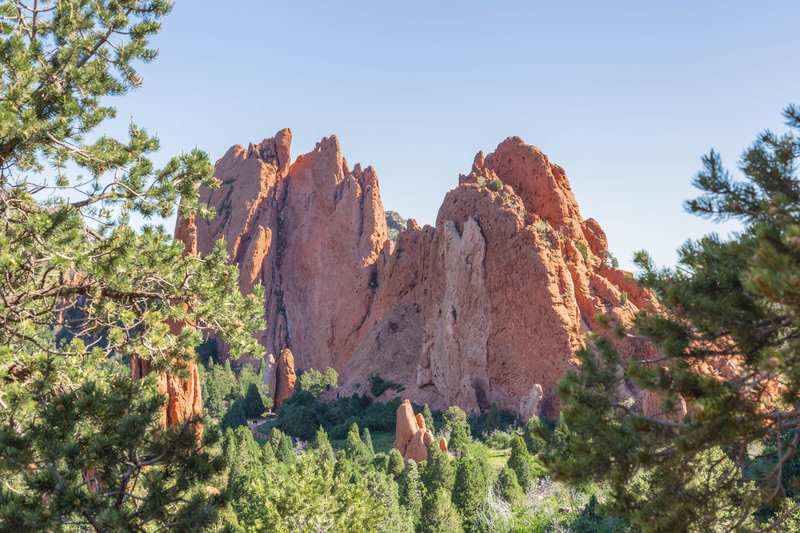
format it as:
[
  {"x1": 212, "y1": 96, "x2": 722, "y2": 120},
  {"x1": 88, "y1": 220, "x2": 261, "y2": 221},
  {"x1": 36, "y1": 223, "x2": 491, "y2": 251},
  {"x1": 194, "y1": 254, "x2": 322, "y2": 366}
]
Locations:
[
  {"x1": 274, "y1": 348, "x2": 296, "y2": 409},
  {"x1": 191, "y1": 133, "x2": 660, "y2": 416},
  {"x1": 194, "y1": 130, "x2": 386, "y2": 407},
  {"x1": 132, "y1": 215, "x2": 203, "y2": 438}
]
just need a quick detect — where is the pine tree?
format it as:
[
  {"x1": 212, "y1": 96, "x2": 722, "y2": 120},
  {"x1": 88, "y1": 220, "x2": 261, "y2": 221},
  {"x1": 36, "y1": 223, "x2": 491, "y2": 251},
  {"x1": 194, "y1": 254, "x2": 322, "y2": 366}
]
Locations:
[
  {"x1": 539, "y1": 105, "x2": 800, "y2": 532},
  {"x1": 399, "y1": 459, "x2": 423, "y2": 524},
  {"x1": 363, "y1": 469, "x2": 412, "y2": 533},
  {"x1": 448, "y1": 420, "x2": 471, "y2": 456},
  {"x1": 452, "y1": 456, "x2": 487, "y2": 528},
  {"x1": 362, "y1": 427, "x2": 376, "y2": 457},
  {"x1": 273, "y1": 429, "x2": 295, "y2": 465},
  {"x1": 313, "y1": 425, "x2": 335, "y2": 464},
  {"x1": 243, "y1": 381, "x2": 266, "y2": 419},
  {"x1": 344, "y1": 422, "x2": 370, "y2": 463},
  {"x1": 204, "y1": 379, "x2": 227, "y2": 419},
  {"x1": 261, "y1": 438, "x2": 276, "y2": 465},
  {"x1": 422, "y1": 404, "x2": 435, "y2": 433},
  {"x1": 483, "y1": 403, "x2": 504, "y2": 434},
  {"x1": 421, "y1": 442, "x2": 454, "y2": 495},
  {"x1": 334, "y1": 450, "x2": 352, "y2": 484},
  {"x1": 0, "y1": 2, "x2": 266, "y2": 529},
  {"x1": 495, "y1": 467, "x2": 525, "y2": 506},
  {"x1": 419, "y1": 489, "x2": 463, "y2": 533},
  {"x1": 387, "y1": 448, "x2": 406, "y2": 481},
  {"x1": 441, "y1": 405, "x2": 468, "y2": 437},
  {"x1": 522, "y1": 415, "x2": 546, "y2": 455},
  {"x1": 507, "y1": 436, "x2": 534, "y2": 491},
  {"x1": 221, "y1": 398, "x2": 247, "y2": 432}
]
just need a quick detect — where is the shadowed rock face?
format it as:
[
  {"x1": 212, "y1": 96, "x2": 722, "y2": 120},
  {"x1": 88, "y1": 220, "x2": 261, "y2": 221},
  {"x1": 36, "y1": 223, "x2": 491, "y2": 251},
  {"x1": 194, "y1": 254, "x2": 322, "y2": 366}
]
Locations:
[{"x1": 192, "y1": 131, "x2": 660, "y2": 415}]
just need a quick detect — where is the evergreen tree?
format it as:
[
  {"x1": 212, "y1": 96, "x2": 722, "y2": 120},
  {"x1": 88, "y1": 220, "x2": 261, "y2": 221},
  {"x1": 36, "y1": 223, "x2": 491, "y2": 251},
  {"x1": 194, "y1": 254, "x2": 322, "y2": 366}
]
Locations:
[
  {"x1": 539, "y1": 105, "x2": 800, "y2": 532},
  {"x1": 522, "y1": 415, "x2": 546, "y2": 455},
  {"x1": 273, "y1": 429, "x2": 295, "y2": 465},
  {"x1": 452, "y1": 456, "x2": 487, "y2": 528},
  {"x1": 507, "y1": 436, "x2": 534, "y2": 491},
  {"x1": 0, "y1": 2, "x2": 266, "y2": 529},
  {"x1": 363, "y1": 469, "x2": 413, "y2": 533},
  {"x1": 234, "y1": 452, "x2": 383, "y2": 532},
  {"x1": 399, "y1": 459, "x2": 423, "y2": 524},
  {"x1": 226, "y1": 426, "x2": 264, "y2": 500},
  {"x1": 421, "y1": 442, "x2": 454, "y2": 495},
  {"x1": 243, "y1": 381, "x2": 266, "y2": 419},
  {"x1": 441, "y1": 405, "x2": 468, "y2": 437},
  {"x1": 422, "y1": 404, "x2": 435, "y2": 433},
  {"x1": 344, "y1": 422, "x2": 370, "y2": 463},
  {"x1": 313, "y1": 425, "x2": 335, "y2": 464},
  {"x1": 387, "y1": 448, "x2": 406, "y2": 481},
  {"x1": 419, "y1": 489, "x2": 463, "y2": 533},
  {"x1": 449, "y1": 420, "x2": 471, "y2": 457},
  {"x1": 334, "y1": 450, "x2": 353, "y2": 484},
  {"x1": 483, "y1": 403, "x2": 504, "y2": 434},
  {"x1": 221, "y1": 398, "x2": 247, "y2": 432},
  {"x1": 261, "y1": 438, "x2": 276, "y2": 465},
  {"x1": 362, "y1": 427, "x2": 376, "y2": 457},
  {"x1": 495, "y1": 467, "x2": 525, "y2": 506},
  {"x1": 204, "y1": 379, "x2": 227, "y2": 419}
]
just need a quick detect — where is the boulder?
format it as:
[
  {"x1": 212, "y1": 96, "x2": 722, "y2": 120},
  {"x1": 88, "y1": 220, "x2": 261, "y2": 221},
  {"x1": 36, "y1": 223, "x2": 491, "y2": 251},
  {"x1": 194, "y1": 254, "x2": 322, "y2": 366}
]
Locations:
[{"x1": 394, "y1": 399, "x2": 444, "y2": 463}]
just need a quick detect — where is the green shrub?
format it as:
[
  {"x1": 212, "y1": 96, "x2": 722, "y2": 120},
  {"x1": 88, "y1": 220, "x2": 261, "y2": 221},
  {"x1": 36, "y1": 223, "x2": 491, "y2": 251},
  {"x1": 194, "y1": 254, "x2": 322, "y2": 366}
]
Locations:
[
  {"x1": 298, "y1": 367, "x2": 339, "y2": 397},
  {"x1": 487, "y1": 178, "x2": 503, "y2": 191},
  {"x1": 369, "y1": 374, "x2": 404, "y2": 397},
  {"x1": 449, "y1": 420, "x2": 471, "y2": 456},
  {"x1": 485, "y1": 429, "x2": 514, "y2": 450},
  {"x1": 496, "y1": 466, "x2": 525, "y2": 505},
  {"x1": 574, "y1": 240, "x2": 589, "y2": 261}
]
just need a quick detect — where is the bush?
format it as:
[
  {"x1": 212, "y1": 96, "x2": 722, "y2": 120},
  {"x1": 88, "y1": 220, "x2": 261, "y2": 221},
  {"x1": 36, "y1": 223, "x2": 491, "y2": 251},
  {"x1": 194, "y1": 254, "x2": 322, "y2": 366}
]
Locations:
[
  {"x1": 485, "y1": 430, "x2": 514, "y2": 450},
  {"x1": 487, "y1": 178, "x2": 503, "y2": 191},
  {"x1": 298, "y1": 367, "x2": 338, "y2": 397},
  {"x1": 496, "y1": 467, "x2": 525, "y2": 505},
  {"x1": 574, "y1": 239, "x2": 589, "y2": 261},
  {"x1": 369, "y1": 374, "x2": 404, "y2": 397},
  {"x1": 471, "y1": 403, "x2": 514, "y2": 436}
]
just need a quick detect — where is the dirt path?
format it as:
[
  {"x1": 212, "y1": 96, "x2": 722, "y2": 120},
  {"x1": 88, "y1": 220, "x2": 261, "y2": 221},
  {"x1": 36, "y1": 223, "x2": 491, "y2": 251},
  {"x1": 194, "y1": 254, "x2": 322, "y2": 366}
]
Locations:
[{"x1": 247, "y1": 418, "x2": 270, "y2": 441}]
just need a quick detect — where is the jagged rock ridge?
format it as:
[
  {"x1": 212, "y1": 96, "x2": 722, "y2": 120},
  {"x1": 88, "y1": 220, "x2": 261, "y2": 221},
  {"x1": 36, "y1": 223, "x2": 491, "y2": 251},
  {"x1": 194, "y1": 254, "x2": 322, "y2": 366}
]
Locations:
[{"x1": 192, "y1": 130, "x2": 660, "y2": 415}]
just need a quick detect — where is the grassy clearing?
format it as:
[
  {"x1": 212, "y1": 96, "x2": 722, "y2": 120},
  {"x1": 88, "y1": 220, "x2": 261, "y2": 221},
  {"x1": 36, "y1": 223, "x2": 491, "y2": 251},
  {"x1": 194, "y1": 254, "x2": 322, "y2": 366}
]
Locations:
[
  {"x1": 487, "y1": 447, "x2": 511, "y2": 472},
  {"x1": 256, "y1": 418, "x2": 279, "y2": 436}
]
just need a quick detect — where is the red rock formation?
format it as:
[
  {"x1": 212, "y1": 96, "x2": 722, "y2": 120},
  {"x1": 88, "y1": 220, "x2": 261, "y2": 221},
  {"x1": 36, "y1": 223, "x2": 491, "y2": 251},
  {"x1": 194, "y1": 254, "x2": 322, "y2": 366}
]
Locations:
[
  {"x1": 132, "y1": 215, "x2": 203, "y2": 437},
  {"x1": 274, "y1": 348, "x2": 296, "y2": 409},
  {"x1": 394, "y1": 399, "x2": 443, "y2": 463},
  {"x1": 191, "y1": 133, "x2": 661, "y2": 417}
]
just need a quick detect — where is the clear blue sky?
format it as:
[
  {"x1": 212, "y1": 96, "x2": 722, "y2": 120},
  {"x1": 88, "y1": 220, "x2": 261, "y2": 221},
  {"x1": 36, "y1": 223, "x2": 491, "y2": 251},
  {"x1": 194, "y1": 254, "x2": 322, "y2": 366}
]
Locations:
[{"x1": 112, "y1": 0, "x2": 800, "y2": 271}]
